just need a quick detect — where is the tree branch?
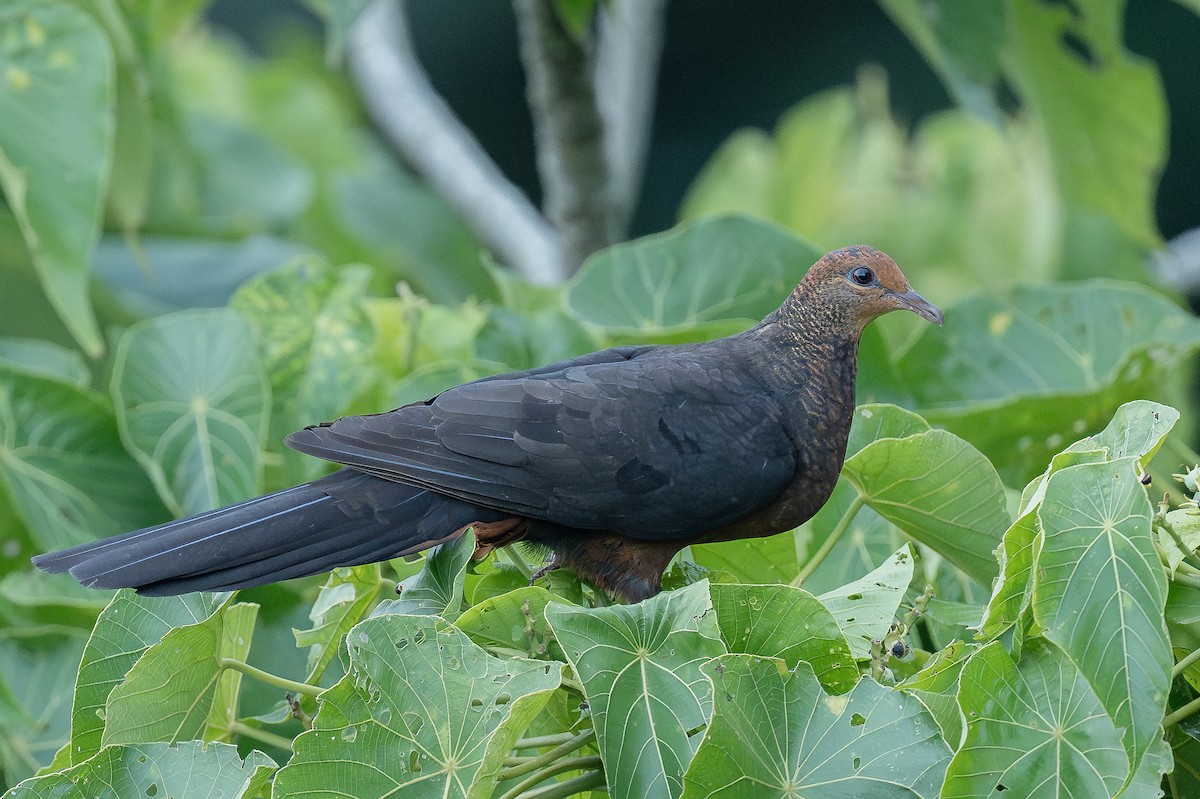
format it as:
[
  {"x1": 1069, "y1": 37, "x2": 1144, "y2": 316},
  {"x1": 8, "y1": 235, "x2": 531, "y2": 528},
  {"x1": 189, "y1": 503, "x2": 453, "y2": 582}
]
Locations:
[
  {"x1": 347, "y1": 0, "x2": 565, "y2": 284},
  {"x1": 513, "y1": 0, "x2": 616, "y2": 273},
  {"x1": 595, "y1": 0, "x2": 668, "y2": 238}
]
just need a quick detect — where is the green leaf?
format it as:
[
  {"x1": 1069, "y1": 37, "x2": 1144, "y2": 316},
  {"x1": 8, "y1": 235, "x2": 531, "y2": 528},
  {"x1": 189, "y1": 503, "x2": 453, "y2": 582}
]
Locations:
[
  {"x1": 879, "y1": 0, "x2": 1006, "y2": 121},
  {"x1": 943, "y1": 640, "x2": 1130, "y2": 797},
  {"x1": 93, "y1": 234, "x2": 307, "y2": 317},
  {"x1": 0, "y1": 337, "x2": 88, "y2": 386},
  {"x1": 842, "y1": 428, "x2": 1008, "y2": 584},
  {"x1": 330, "y1": 156, "x2": 497, "y2": 305},
  {"x1": 207, "y1": 602, "x2": 257, "y2": 740},
  {"x1": 68, "y1": 592, "x2": 229, "y2": 765},
  {"x1": 0, "y1": 1, "x2": 113, "y2": 356},
  {"x1": 101, "y1": 601, "x2": 259, "y2": 747},
  {"x1": 710, "y1": 583, "x2": 857, "y2": 695},
  {"x1": 456, "y1": 585, "x2": 571, "y2": 661},
  {"x1": 552, "y1": 0, "x2": 598, "y2": 39},
  {"x1": 545, "y1": 581, "x2": 726, "y2": 799},
  {"x1": 231, "y1": 259, "x2": 377, "y2": 483},
  {"x1": 794, "y1": 479, "x2": 901, "y2": 595},
  {"x1": 845, "y1": 403, "x2": 931, "y2": 458},
  {"x1": 0, "y1": 629, "x2": 87, "y2": 783},
  {"x1": 981, "y1": 400, "x2": 1181, "y2": 638},
  {"x1": 0, "y1": 368, "x2": 167, "y2": 552},
  {"x1": 1005, "y1": 0, "x2": 1165, "y2": 254},
  {"x1": 691, "y1": 532, "x2": 798, "y2": 587},
  {"x1": 817, "y1": 545, "x2": 914, "y2": 659},
  {"x1": 372, "y1": 531, "x2": 475, "y2": 621},
  {"x1": 566, "y1": 215, "x2": 823, "y2": 335},
  {"x1": 294, "y1": 564, "x2": 382, "y2": 684},
  {"x1": 3, "y1": 741, "x2": 275, "y2": 799},
  {"x1": 0, "y1": 569, "x2": 111, "y2": 630},
  {"x1": 111, "y1": 308, "x2": 271, "y2": 516},
  {"x1": 897, "y1": 281, "x2": 1200, "y2": 482},
  {"x1": 273, "y1": 615, "x2": 561, "y2": 799},
  {"x1": 1032, "y1": 457, "x2": 1171, "y2": 777},
  {"x1": 681, "y1": 655, "x2": 951, "y2": 799}
]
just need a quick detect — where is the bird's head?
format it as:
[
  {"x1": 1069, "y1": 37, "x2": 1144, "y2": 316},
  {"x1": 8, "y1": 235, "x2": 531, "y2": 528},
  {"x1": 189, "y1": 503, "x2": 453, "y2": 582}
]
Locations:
[{"x1": 785, "y1": 246, "x2": 944, "y2": 334}]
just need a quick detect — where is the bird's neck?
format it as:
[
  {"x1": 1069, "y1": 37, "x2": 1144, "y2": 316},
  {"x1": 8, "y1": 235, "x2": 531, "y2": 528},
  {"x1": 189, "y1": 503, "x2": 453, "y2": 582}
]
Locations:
[{"x1": 752, "y1": 312, "x2": 861, "y2": 468}]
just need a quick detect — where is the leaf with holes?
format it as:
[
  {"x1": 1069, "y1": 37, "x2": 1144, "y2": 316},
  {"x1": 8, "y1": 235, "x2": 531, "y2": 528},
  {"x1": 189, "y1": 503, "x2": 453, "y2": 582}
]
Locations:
[
  {"x1": 111, "y1": 309, "x2": 270, "y2": 516},
  {"x1": 681, "y1": 655, "x2": 951, "y2": 799},
  {"x1": 545, "y1": 580, "x2": 726, "y2": 799},
  {"x1": 273, "y1": 615, "x2": 561, "y2": 799},
  {"x1": 566, "y1": 215, "x2": 823, "y2": 336},
  {"x1": 294, "y1": 564, "x2": 381, "y2": 684},
  {"x1": 1032, "y1": 457, "x2": 1171, "y2": 779},
  {"x1": 710, "y1": 583, "x2": 857, "y2": 695},
  {"x1": 944, "y1": 641, "x2": 1133, "y2": 797},
  {"x1": 817, "y1": 546, "x2": 914, "y2": 660}
]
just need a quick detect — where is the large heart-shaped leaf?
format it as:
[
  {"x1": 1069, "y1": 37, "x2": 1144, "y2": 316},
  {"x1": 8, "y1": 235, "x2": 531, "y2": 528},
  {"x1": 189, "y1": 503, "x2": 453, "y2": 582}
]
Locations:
[
  {"x1": 0, "y1": 1, "x2": 112, "y2": 356},
  {"x1": 681, "y1": 655, "x2": 951, "y2": 799},
  {"x1": 1033, "y1": 457, "x2": 1171, "y2": 778},
  {"x1": 545, "y1": 580, "x2": 726, "y2": 799},
  {"x1": 566, "y1": 215, "x2": 822, "y2": 335},
  {"x1": 944, "y1": 641, "x2": 1134, "y2": 797},
  {"x1": 111, "y1": 309, "x2": 270, "y2": 516},
  {"x1": 274, "y1": 615, "x2": 561, "y2": 799},
  {"x1": 372, "y1": 530, "x2": 475, "y2": 620},
  {"x1": 3, "y1": 741, "x2": 275, "y2": 799}
]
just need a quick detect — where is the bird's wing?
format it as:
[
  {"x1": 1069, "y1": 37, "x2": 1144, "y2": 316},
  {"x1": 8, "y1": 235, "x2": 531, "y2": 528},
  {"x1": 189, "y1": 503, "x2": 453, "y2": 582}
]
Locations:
[{"x1": 286, "y1": 348, "x2": 797, "y2": 540}]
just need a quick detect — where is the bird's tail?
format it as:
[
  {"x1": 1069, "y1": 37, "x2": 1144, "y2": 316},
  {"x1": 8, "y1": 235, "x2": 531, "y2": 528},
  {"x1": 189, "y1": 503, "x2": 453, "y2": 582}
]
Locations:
[{"x1": 32, "y1": 469, "x2": 506, "y2": 595}]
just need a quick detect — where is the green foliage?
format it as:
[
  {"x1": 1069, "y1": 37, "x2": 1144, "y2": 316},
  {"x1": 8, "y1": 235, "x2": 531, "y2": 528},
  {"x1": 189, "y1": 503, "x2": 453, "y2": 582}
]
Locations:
[{"x1": 1, "y1": 1, "x2": 1198, "y2": 797}]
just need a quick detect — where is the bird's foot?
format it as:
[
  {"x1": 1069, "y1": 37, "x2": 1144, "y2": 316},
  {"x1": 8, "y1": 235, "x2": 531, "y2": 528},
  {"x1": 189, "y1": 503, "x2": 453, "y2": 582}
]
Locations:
[{"x1": 529, "y1": 555, "x2": 560, "y2": 585}]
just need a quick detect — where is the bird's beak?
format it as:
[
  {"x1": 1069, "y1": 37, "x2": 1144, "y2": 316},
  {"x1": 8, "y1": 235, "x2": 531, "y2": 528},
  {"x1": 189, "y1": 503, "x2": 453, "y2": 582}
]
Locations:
[{"x1": 894, "y1": 290, "x2": 944, "y2": 326}]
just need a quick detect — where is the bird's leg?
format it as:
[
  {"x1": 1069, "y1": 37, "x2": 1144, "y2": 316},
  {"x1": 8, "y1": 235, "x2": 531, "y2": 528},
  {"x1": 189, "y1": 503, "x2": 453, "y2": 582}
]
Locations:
[
  {"x1": 466, "y1": 517, "x2": 529, "y2": 559},
  {"x1": 529, "y1": 553, "x2": 561, "y2": 584}
]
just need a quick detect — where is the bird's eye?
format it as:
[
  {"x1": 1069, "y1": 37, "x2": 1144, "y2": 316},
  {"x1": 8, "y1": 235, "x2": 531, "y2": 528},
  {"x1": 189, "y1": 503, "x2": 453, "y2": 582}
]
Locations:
[{"x1": 849, "y1": 266, "x2": 875, "y2": 286}]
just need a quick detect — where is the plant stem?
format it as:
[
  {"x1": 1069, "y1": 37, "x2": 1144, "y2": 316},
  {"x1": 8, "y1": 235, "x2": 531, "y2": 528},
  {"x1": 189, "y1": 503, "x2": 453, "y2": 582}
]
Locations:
[
  {"x1": 220, "y1": 659, "x2": 322, "y2": 698},
  {"x1": 792, "y1": 494, "x2": 866, "y2": 587},
  {"x1": 348, "y1": 0, "x2": 563, "y2": 283},
  {"x1": 504, "y1": 546, "x2": 535, "y2": 580},
  {"x1": 513, "y1": 0, "x2": 616, "y2": 271},
  {"x1": 231, "y1": 721, "x2": 295, "y2": 753},
  {"x1": 499, "y1": 756, "x2": 604, "y2": 799},
  {"x1": 1168, "y1": 569, "x2": 1200, "y2": 591},
  {"x1": 514, "y1": 731, "x2": 586, "y2": 750},
  {"x1": 1164, "y1": 694, "x2": 1200, "y2": 727},
  {"x1": 498, "y1": 729, "x2": 596, "y2": 781},
  {"x1": 1173, "y1": 646, "x2": 1200, "y2": 679},
  {"x1": 506, "y1": 767, "x2": 606, "y2": 799}
]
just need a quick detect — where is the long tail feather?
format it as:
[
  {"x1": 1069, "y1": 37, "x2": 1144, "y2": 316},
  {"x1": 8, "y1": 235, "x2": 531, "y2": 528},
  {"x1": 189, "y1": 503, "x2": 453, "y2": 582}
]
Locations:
[{"x1": 33, "y1": 469, "x2": 507, "y2": 595}]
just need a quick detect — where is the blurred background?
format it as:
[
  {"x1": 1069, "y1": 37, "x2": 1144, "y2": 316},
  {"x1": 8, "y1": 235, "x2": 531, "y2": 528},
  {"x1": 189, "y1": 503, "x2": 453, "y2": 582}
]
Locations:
[{"x1": 209, "y1": 0, "x2": 1199, "y2": 242}]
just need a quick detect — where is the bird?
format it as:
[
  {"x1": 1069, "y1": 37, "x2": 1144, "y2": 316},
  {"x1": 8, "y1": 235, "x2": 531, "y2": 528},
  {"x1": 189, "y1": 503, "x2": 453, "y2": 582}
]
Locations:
[{"x1": 34, "y1": 246, "x2": 943, "y2": 603}]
